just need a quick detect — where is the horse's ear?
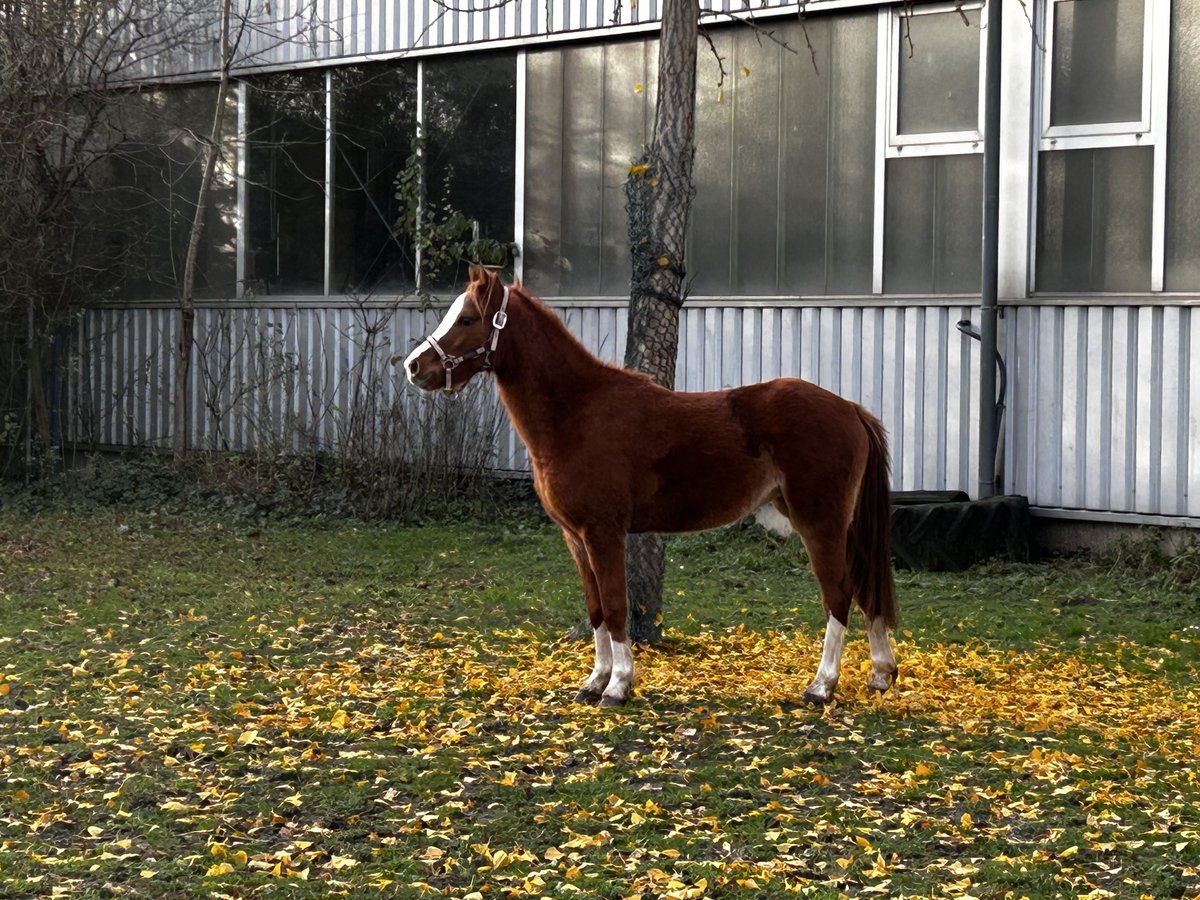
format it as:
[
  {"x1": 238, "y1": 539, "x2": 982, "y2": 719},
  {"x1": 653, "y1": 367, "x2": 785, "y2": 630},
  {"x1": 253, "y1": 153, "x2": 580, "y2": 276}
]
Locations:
[{"x1": 467, "y1": 263, "x2": 484, "y2": 285}]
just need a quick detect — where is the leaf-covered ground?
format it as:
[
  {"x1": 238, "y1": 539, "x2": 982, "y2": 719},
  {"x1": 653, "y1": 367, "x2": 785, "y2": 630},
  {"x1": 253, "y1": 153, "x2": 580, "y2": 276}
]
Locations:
[{"x1": 1, "y1": 508, "x2": 1198, "y2": 898}]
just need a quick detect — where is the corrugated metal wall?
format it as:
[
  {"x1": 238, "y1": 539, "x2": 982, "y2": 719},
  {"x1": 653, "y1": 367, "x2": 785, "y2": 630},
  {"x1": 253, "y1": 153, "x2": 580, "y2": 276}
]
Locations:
[
  {"x1": 1006, "y1": 305, "x2": 1200, "y2": 519},
  {"x1": 127, "y1": 0, "x2": 818, "y2": 80},
  {"x1": 73, "y1": 299, "x2": 1200, "y2": 521},
  {"x1": 70, "y1": 300, "x2": 983, "y2": 494}
]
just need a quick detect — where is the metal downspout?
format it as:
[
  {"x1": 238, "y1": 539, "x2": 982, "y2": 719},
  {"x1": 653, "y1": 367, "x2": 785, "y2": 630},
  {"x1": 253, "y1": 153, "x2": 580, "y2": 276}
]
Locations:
[{"x1": 978, "y1": 0, "x2": 1003, "y2": 499}]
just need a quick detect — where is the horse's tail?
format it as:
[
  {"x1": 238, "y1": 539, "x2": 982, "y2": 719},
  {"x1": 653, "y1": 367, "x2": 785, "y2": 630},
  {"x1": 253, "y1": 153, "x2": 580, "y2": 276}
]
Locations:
[{"x1": 848, "y1": 408, "x2": 898, "y2": 628}]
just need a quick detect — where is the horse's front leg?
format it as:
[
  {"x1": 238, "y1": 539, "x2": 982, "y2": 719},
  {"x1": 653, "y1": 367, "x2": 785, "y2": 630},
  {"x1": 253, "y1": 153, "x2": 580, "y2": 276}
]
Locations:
[
  {"x1": 583, "y1": 530, "x2": 634, "y2": 707},
  {"x1": 564, "y1": 532, "x2": 611, "y2": 704}
]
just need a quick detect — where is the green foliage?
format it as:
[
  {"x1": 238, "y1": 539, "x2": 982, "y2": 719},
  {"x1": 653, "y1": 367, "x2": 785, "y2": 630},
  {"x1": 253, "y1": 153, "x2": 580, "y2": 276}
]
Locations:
[
  {"x1": 0, "y1": 454, "x2": 540, "y2": 527},
  {"x1": 393, "y1": 139, "x2": 518, "y2": 303}
]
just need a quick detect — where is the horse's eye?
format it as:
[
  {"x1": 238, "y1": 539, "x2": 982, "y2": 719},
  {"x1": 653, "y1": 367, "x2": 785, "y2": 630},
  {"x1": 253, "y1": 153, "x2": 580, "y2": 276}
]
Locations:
[{"x1": 457, "y1": 316, "x2": 475, "y2": 326}]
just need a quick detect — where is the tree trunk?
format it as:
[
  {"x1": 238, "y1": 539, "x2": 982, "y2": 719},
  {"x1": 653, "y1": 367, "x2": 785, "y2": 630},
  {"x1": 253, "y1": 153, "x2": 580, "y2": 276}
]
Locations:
[
  {"x1": 173, "y1": 0, "x2": 234, "y2": 462},
  {"x1": 623, "y1": 0, "x2": 698, "y2": 645},
  {"x1": 26, "y1": 300, "x2": 52, "y2": 477}
]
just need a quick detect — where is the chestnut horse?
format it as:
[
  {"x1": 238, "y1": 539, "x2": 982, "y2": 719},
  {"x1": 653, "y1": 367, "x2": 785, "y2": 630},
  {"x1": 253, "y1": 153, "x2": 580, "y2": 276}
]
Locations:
[{"x1": 404, "y1": 266, "x2": 898, "y2": 707}]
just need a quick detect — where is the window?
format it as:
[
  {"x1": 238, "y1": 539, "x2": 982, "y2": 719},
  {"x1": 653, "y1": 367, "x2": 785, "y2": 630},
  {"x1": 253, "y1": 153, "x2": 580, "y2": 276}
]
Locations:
[
  {"x1": 881, "y1": 3, "x2": 984, "y2": 294},
  {"x1": 523, "y1": 40, "x2": 657, "y2": 295},
  {"x1": 102, "y1": 86, "x2": 237, "y2": 300},
  {"x1": 332, "y1": 63, "x2": 418, "y2": 296},
  {"x1": 423, "y1": 53, "x2": 517, "y2": 290},
  {"x1": 246, "y1": 72, "x2": 327, "y2": 296},
  {"x1": 692, "y1": 14, "x2": 877, "y2": 296},
  {"x1": 1035, "y1": 0, "x2": 1169, "y2": 292},
  {"x1": 523, "y1": 13, "x2": 877, "y2": 298}
]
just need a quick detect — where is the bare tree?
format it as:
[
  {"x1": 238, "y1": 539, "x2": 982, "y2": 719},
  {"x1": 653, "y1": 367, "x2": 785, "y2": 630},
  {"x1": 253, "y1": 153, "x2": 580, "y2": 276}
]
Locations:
[
  {"x1": 621, "y1": 0, "x2": 698, "y2": 643},
  {"x1": 0, "y1": 0, "x2": 222, "y2": 475}
]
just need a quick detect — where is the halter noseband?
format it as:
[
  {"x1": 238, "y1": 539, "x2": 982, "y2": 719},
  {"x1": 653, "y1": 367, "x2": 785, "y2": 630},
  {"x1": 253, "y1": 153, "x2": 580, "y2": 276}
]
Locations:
[{"x1": 426, "y1": 286, "x2": 510, "y2": 393}]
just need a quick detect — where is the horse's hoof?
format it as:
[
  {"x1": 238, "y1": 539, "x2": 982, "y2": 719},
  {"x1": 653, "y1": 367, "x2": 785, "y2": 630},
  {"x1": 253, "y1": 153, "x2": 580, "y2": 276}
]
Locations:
[
  {"x1": 573, "y1": 687, "x2": 603, "y2": 705},
  {"x1": 802, "y1": 683, "x2": 834, "y2": 706},
  {"x1": 867, "y1": 667, "x2": 898, "y2": 694},
  {"x1": 598, "y1": 693, "x2": 627, "y2": 708}
]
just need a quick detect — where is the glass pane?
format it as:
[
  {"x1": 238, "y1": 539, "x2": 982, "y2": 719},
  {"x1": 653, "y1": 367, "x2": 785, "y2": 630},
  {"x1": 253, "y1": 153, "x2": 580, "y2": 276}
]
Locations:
[
  {"x1": 732, "y1": 27, "x2": 782, "y2": 294},
  {"x1": 423, "y1": 53, "x2": 517, "y2": 290},
  {"x1": 1051, "y1": 0, "x2": 1145, "y2": 127},
  {"x1": 821, "y1": 13, "x2": 877, "y2": 294},
  {"x1": 247, "y1": 72, "x2": 327, "y2": 296},
  {"x1": 522, "y1": 50, "x2": 568, "y2": 295},
  {"x1": 558, "y1": 44, "x2": 604, "y2": 294},
  {"x1": 689, "y1": 28, "x2": 735, "y2": 295},
  {"x1": 1166, "y1": 0, "x2": 1200, "y2": 290},
  {"x1": 100, "y1": 86, "x2": 237, "y2": 301},
  {"x1": 523, "y1": 41, "x2": 654, "y2": 296},
  {"x1": 601, "y1": 41, "x2": 654, "y2": 295},
  {"x1": 1036, "y1": 147, "x2": 1152, "y2": 292},
  {"x1": 523, "y1": 16, "x2": 876, "y2": 299},
  {"x1": 897, "y1": 8, "x2": 980, "y2": 135},
  {"x1": 884, "y1": 155, "x2": 982, "y2": 294},
  {"x1": 332, "y1": 64, "x2": 418, "y2": 298}
]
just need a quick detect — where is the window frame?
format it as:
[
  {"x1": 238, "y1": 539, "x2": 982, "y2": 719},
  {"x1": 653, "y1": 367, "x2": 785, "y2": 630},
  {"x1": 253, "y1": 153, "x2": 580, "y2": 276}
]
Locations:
[
  {"x1": 1031, "y1": 0, "x2": 1172, "y2": 293},
  {"x1": 873, "y1": 1, "x2": 987, "y2": 294},
  {"x1": 1038, "y1": 0, "x2": 1157, "y2": 149},
  {"x1": 885, "y1": 0, "x2": 988, "y2": 159}
]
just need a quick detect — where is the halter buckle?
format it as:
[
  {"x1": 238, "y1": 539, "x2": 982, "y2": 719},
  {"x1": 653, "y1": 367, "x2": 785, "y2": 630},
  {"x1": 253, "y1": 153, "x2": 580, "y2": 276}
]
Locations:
[{"x1": 492, "y1": 310, "x2": 508, "y2": 330}]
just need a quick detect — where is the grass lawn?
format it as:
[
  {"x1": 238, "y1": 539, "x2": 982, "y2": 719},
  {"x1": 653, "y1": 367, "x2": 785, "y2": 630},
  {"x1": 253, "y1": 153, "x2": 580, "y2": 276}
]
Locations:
[{"x1": 1, "y1": 503, "x2": 1198, "y2": 898}]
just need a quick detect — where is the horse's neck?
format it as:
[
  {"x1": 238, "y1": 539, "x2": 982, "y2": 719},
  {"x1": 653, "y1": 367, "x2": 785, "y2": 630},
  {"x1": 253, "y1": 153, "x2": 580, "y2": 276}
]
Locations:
[{"x1": 493, "y1": 294, "x2": 611, "y2": 454}]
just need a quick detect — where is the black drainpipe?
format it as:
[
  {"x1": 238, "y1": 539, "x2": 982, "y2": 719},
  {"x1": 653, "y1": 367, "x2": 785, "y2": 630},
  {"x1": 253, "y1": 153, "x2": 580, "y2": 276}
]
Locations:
[{"x1": 977, "y1": 0, "x2": 1004, "y2": 499}]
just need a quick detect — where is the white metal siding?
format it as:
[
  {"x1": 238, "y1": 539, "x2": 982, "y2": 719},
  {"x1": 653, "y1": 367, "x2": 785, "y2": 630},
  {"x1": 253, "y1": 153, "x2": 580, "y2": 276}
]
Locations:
[
  {"x1": 72, "y1": 299, "x2": 1200, "y2": 524},
  {"x1": 122, "y1": 0, "x2": 868, "y2": 80},
  {"x1": 1006, "y1": 304, "x2": 1200, "y2": 518},
  {"x1": 71, "y1": 300, "x2": 982, "y2": 493}
]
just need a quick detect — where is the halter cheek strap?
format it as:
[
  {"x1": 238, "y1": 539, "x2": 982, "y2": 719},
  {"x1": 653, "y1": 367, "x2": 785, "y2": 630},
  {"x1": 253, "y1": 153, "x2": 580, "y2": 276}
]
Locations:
[{"x1": 427, "y1": 286, "x2": 510, "y2": 393}]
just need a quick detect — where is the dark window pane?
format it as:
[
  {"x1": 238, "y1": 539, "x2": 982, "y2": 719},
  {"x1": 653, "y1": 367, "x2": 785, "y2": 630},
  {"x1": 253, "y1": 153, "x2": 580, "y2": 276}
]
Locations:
[
  {"x1": 523, "y1": 16, "x2": 875, "y2": 298},
  {"x1": 884, "y1": 155, "x2": 982, "y2": 294},
  {"x1": 247, "y1": 72, "x2": 327, "y2": 296},
  {"x1": 897, "y1": 8, "x2": 980, "y2": 136},
  {"x1": 1166, "y1": 0, "x2": 1200, "y2": 290},
  {"x1": 1051, "y1": 0, "x2": 1145, "y2": 127},
  {"x1": 1036, "y1": 146, "x2": 1152, "y2": 292},
  {"x1": 423, "y1": 52, "x2": 517, "y2": 290},
  {"x1": 524, "y1": 42, "x2": 654, "y2": 296},
  {"x1": 332, "y1": 64, "x2": 418, "y2": 297},
  {"x1": 102, "y1": 86, "x2": 237, "y2": 301},
  {"x1": 782, "y1": 12, "x2": 877, "y2": 294}
]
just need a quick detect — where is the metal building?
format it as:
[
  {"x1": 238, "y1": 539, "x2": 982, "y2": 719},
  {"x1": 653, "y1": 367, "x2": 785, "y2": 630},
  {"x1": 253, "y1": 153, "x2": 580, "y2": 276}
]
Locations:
[{"x1": 73, "y1": 0, "x2": 1200, "y2": 530}]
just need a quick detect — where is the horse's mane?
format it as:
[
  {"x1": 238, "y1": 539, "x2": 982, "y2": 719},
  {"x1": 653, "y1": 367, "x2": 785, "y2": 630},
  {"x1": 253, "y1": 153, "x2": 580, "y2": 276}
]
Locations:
[{"x1": 501, "y1": 281, "x2": 655, "y2": 384}]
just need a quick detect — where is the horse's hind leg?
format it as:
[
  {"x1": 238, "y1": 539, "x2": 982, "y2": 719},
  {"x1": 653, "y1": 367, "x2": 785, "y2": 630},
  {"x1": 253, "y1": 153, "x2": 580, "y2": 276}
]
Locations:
[
  {"x1": 798, "y1": 530, "x2": 854, "y2": 706},
  {"x1": 563, "y1": 531, "x2": 611, "y2": 705},
  {"x1": 864, "y1": 613, "x2": 898, "y2": 694}
]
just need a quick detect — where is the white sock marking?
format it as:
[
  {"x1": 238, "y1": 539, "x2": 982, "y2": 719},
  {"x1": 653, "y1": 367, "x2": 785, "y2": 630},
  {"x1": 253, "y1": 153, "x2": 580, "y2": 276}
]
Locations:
[
  {"x1": 581, "y1": 623, "x2": 613, "y2": 693},
  {"x1": 867, "y1": 615, "x2": 896, "y2": 688},
  {"x1": 404, "y1": 293, "x2": 467, "y2": 383},
  {"x1": 602, "y1": 639, "x2": 635, "y2": 702},
  {"x1": 808, "y1": 616, "x2": 846, "y2": 699}
]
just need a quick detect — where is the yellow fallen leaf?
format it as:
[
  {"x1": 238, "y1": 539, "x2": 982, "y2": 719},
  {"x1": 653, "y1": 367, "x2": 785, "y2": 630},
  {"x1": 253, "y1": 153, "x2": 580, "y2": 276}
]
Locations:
[
  {"x1": 634, "y1": 83, "x2": 643, "y2": 94},
  {"x1": 330, "y1": 709, "x2": 348, "y2": 730},
  {"x1": 206, "y1": 862, "x2": 234, "y2": 876},
  {"x1": 13, "y1": 789, "x2": 29, "y2": 803},
  {"x1": 629, "y1": 163, "x2": 649, "y2": 177},
  {"x1": 960, "y1": 812, "x2": 974, "y2": 829}
]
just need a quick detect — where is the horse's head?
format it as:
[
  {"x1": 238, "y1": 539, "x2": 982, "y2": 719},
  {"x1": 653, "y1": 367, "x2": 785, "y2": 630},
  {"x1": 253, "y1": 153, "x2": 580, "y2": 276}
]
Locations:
[{"x1": 403, "y1": 265, "x2": 510, "y2": 394}]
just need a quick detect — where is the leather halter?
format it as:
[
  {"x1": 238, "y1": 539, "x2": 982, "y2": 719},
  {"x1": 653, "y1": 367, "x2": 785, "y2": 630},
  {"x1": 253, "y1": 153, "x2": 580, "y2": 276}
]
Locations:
[{"x1": 426, "y1": 286, "x2": 510, "y2": 393}]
